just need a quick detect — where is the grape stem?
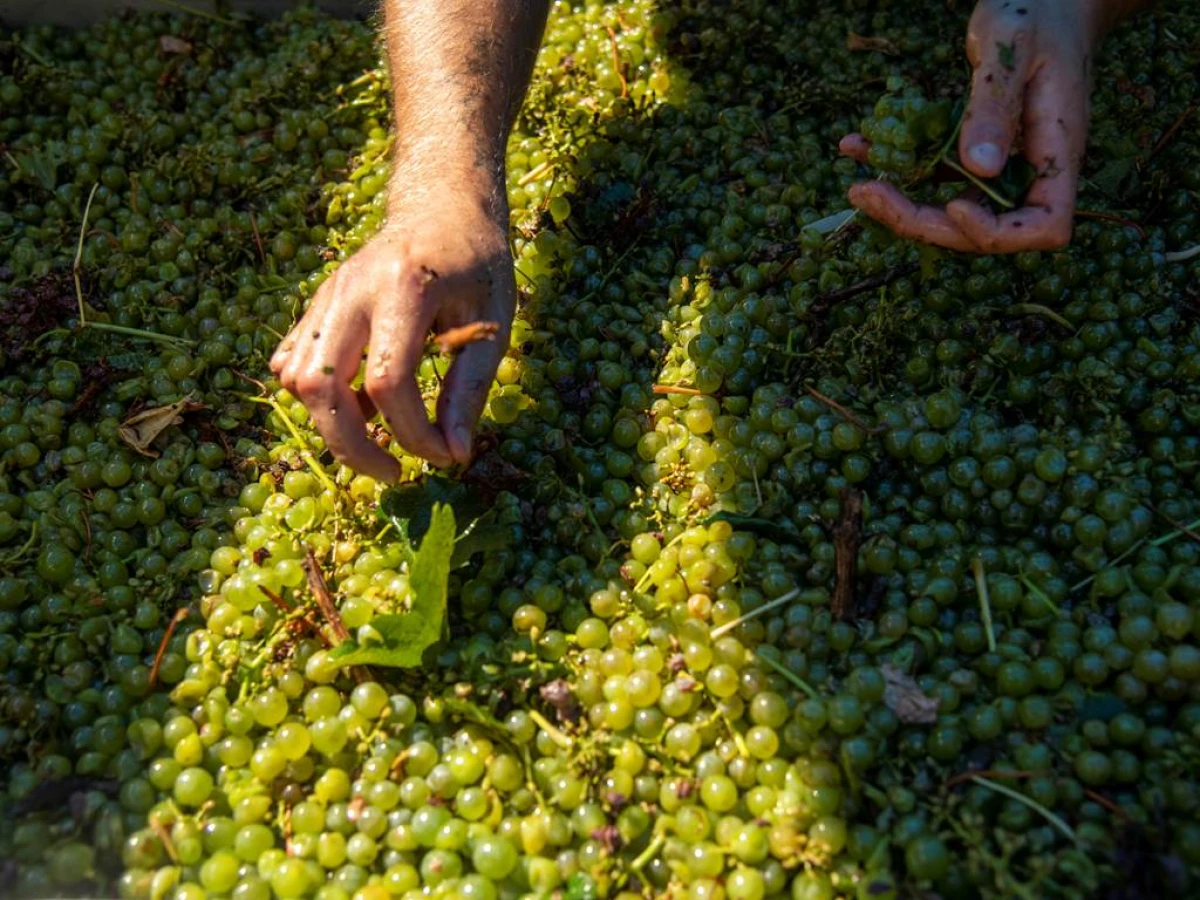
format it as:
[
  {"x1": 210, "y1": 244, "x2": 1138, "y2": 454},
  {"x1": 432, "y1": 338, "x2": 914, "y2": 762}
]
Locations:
[
  {"x1": 73, "y1": 181, "x2": 194, "y2": 348},
  {"x1": 252, "y1": 395, "x2": 339, "y2": 496},
  {"x1": 754, "y1": 648, "x2": 820, "y2": 700},
  {"x1": 248, "y1": 211, "x2": 267, "y2": 264},
  {"x1": 711, "y1": 587, "x2": 801, "y2": 639},
  {"x1": 629, "y1": 832, "x2": 666, "y2": 872},
  {"x1": 803, "y1": 385, "x2": 886, "y2": 435},
  {"x1": 148, "y1": 608, "x2": 190, "y2": 690},
  {"x1": 528, "y1": 708, "x2": 574, "y2": 749},
  {"x1": 940, "y1": 156, "x2": 1017, "y2": 209},
  {"x1": 972, "y1": 557, "x2": 997, "y2": 653},
  {"x1": 945, "y1": 768, "x2": 1041, "y2": 788},
  {"x1": 1070, "y1": 514, "x2": 1200, "y2": 593},
  {"x1": 969, "y1": 775, "x2": 1079, "y2": 845},
  {"x1": 1008, "y1": 303, "x2": 1074, "y2": 331}
]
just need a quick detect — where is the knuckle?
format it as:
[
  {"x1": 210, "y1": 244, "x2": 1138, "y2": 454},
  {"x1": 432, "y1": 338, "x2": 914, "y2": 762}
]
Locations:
[
  {"x1": 293, "y1": 373, "x2": 330, "y2": 398},
  {"x1": 364, "y1": 371, "x2": 402, "y2": 399}
]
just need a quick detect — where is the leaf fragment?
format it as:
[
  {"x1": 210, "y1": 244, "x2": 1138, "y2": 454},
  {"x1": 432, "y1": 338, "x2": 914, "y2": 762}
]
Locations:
[
  {"x1": 118, "y1": 393, "x2": 205, "y2": 457},
  {"x1": 331, "y1": 504, "x2": 456, "y2": 669},
  {"x1": 158, "y1": 35, "x2": 194, "y2": 55},
  {"x1": 882, "y1": 663, "x2": 940, "y2": 724},
  {"x1": 846, "y1": 32, "x2": 899, "y2": 55}
]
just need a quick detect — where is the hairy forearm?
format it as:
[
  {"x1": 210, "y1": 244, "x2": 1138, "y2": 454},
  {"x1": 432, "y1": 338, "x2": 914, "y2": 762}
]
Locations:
[{"x1": 382, "y1": 0, "x2": 551, "y2": 221}]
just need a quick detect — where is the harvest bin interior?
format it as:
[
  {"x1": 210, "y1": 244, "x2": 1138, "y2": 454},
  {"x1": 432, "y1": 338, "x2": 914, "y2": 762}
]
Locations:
[{"x1": 1, "y1": 0, "x2": 367, "y2": 26}]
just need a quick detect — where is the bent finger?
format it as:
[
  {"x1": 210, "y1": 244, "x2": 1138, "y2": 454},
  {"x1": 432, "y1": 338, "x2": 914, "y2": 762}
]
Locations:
[
  {"x1": 305, "y1": 379, "x2": 401, "y2": 482},
  {"x1": 838, "y1": 133, "x2": 871, "y2": 164},
  {"x1": 960, "y1": 1, "x2": 1037, "y2": 177},
  {"x1": 848, "y1": 181, "x2": 980, "y2": 252},
  {"x1": 364, "y1": 290, "x2": 452, "y2": 468}
]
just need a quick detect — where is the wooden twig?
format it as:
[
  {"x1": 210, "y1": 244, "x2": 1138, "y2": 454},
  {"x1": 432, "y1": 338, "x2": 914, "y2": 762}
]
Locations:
[
  {"x1": 606, "y1": 26, "x2": 628, "y2": 98},
  {"x1": 433, "y1": 321, "x2": 500, "y2": 354},
  {"x1": 303, "y1": 550, "x2": 350, "y2": 643},
  {"x1": 810, "y1": 262, "x2": 919, "y2": 316},
  {"x1": 248, "y1": 211, "x2": 267, "y2": 264},
  {"x1": 832, "y1": 488, "x2": 863, "y2": 621},
  {"x1": 148, "y1": 609, "x2": 189, "y2": 689},
  {"x1": 652, "y1": 384, "x2": 706, "y2": 396},
  {"x1": 1147, "y1": 503, "x2": 1200, "y2": 546},
  {"x1": 1148, "y1": 103, "x2": 1196, "y2": 161},
  {"x1": 1073, "y1": 209, "x2": 1147, "y2": 240},
  {"x1": 805, "y1": 385, "x2": 885, "y2": 434},
  {"x1": 1083, "y1": 789, "x2": 1129, "y2": 821},
  {"x1": 303, "y1": 550, "x2": 370, "y2": 683}
]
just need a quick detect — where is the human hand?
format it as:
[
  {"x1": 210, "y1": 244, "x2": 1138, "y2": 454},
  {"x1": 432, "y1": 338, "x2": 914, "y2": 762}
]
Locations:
[
  {"x1": 840, "y1": 0, "x2": 1102, "y2": 253},
  {"x1": 270, "y1": 197, "x2": 514, "y2": 480}
]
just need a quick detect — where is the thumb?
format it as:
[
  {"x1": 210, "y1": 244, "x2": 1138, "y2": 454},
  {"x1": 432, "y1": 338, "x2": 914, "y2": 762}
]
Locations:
[{"x1": 959, "y1": 2, "x2": 1037, "y2": 177}]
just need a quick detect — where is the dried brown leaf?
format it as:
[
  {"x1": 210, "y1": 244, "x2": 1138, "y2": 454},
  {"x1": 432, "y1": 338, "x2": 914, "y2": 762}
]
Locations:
[
  {"x1": 118, "y1": 394, "x2": 205, "y2": 457},
  {"x1": 882, "y1": 663, "x2": 940, "y2": 724},
  {"x1": 847, "y1": 32, "x2": 899, "y2": 55},
  {"x1": 158, "y1": 36, "x2": 194, "y2": 56}
]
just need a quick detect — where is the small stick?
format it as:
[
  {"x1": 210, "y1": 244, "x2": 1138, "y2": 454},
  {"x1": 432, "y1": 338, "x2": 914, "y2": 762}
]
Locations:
[
  {"x1": 754, "y1": 648, "x2": 820, "y2": 699},
  {"x1": 1074, "y1": 209, "x2": 1147, "y2": 240},
  {"x1": 1083, "y1": 788, "x2": 1129, "y2": 821},
  {"x1": 969, "y1": 775, "x2": 1078, "y2": 844},
  {"x1": 303, "y1": 551, "x2": 351, "y2": 643},
  {"x1": 606, "y1": 26, "x2": 628, "y2": 98},
  {"x1": 972, "y1": 557, "x2": 997, "y2": 653},
  {"x1": 149, "y1": 608, "x2": 190, "y2": 690},
  {"x1": 148, "y1": 816, "x2": 180, "y2": 863},
  {"x1": 517, "y1": 161, "x2": 552, "y2": 186},
  {"x1": 1147, "y1": 504, "x2": 1200, "y2": 545},
  {"x1": 433, "y1": 321, "x2": 500, "y2": 354},
  {"x1": 248, "y1": 211, "x2": 267, "y2": 265},
  {"x1": 805, "y1": 385, "x2": 884, "y2": 434},
  {"x1": 810, "y1": 262, "x2": 919, "y2": 315},
  {"x1": 1008, "y1": 303, "x2": 1074, "y2": 331},
  {"x1": 832, "y1": 489, "x2": 863, "y2": 621},
  {"x1": 303, "y1": 550, "x2": 370, "y2": 683},
  {"x1": 1148, "y1": 103, "x2": 1196, "y2": 161},
  {"x1": 74, "y1": 184, "x2": 100, "y2": 325},
  {"x1": 652, "y1": 384, "x2": 705, "y2": 396},
  {"x1": 529, "y1": 709, "x2": 574, "y2": 750}
]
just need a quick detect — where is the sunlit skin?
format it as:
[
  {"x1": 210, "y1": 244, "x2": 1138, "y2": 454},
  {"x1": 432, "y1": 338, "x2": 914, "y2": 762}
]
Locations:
[{"x1": 274, "y1": 0, "x2": 1149, "y2": 477}]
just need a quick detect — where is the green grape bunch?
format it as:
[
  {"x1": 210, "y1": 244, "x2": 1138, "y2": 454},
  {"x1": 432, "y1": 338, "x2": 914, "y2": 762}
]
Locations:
[{"x1": 858, "y1": 77, "x2": 954, "y2": 178}]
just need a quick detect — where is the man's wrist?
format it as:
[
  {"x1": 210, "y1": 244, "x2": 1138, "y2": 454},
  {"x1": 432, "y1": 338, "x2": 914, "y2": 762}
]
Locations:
[{"x1": 386, "y1": 150, "x2": 509, "y2": 225}]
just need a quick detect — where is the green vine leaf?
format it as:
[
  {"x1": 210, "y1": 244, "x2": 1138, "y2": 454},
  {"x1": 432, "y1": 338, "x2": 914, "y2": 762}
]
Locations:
[
  {"x1": 378, "y1": 475, "x2": 489, "y2": 542},
  {"x1": 330, "y1": 503, "x2": 456, "y2": 669}
]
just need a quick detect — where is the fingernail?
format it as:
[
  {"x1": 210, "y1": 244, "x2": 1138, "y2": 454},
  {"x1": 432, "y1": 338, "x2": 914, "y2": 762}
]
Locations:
[{"x1": 968, "y1": 142, "x2": 1003, "y2": 173}]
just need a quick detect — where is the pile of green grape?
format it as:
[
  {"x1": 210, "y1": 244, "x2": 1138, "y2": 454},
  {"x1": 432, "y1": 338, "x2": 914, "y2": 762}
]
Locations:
[{"x1": 2, "y1": 2, "x2": 1200, "y2": 899}]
